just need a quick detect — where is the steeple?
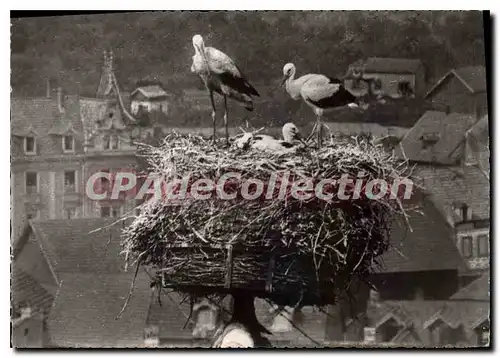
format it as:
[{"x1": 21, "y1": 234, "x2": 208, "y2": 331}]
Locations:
[{"x1": 97, "y1": 49, "x2": 115, "y2": 98}]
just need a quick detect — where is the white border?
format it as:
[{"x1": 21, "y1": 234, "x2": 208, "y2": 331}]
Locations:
[{"x1": 2, "y1": 7, "x2": 499, "y2": 358}]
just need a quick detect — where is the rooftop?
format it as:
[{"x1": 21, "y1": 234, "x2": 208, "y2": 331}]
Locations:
[
  {"x1": 367, "y1": 299, "x2": 490, "y2": 344},
  {"x1": 412, "y1": 164, "x2": 490, "y2": 223},
  {"x1": 351, "y1": 57, "x2": 423, "y2": 74},
  {"x1": 375, "y1": 191, "x2": 468, "y2": 273},
  {"x1": 395, "y1": 111, "x2": 479, "y2": 164},
  {"x1": 425, "y1": 66, "x2": 487, "y2": 98},
  {"x1": 131, "y1": 85, "x2": 171, "y2": 99},
  {"x1": 451, "y1": 272, "x2": 490, "y2": 301}
]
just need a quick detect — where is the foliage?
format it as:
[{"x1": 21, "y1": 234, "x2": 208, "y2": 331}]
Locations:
[{"x1": 11, "y1": 11, "x2": 486, "y2": 97}]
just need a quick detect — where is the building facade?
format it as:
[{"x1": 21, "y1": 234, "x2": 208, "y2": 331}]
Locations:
[
  {"x1": 344, "y1": 57, "x2": 426, "y2": 98},
  {"x1": 10, "y1": 50, "x2": 164, "y2": 242}
]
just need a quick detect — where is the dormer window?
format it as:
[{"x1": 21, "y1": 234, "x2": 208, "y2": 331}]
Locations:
[
  {"x1": 420, "y1": 133, "x2": 440, "y2": 149},
  {"x1": 24, "y1": 136, "x2": 36, "y2": 155},
  {"x1": 63, "y1": 135, "x2": 75, "y2": 153}
]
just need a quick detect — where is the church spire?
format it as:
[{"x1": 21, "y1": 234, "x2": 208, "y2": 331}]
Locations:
[{"x1": 97, "y1": 49, "x2": 114, "y2": 98}]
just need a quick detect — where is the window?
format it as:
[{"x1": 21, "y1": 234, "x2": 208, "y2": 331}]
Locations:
[
  {"x1": 24, "y1": 136, "x2": 36, "y2": 154},
  {"x1": 25, "y1": 172, "x2": 38, "y2": 194},
  {"x1": 24, "y1": 328, "x2": 29, "y2": 336},
  {"x1": 398, "y1": 81, "x2": 414, "y2": 97},
  {"x1": 462, "y1": 236, "x2": 473, "y2": 258},
  {"x1": 100, "y1": 206, "x2": 120, "y2": 218},
  {"x1": 477, "y1": 234, "x2": 489, "y2": 257},
  {"x1": 104, "y1": 135, "x2": 119, "y2": 150},
  {"x1": 64, "y1": 171, "x2": 76, "y2": 193},
  {"x1": 100, "y1": 206, "x2": 111, "y2": 218},
  {"x1": 63, "y1": 135, "x2": 75, "y2": 152},
  {"x1": 112, "y1": 207, "x2": 120, "y2": 218},
  {"x1": 64, "y1": 207, "x2": 77, "y2": 219},
  {"x1": 352, "y1": 79, "x2": 362, "y2": 89}
]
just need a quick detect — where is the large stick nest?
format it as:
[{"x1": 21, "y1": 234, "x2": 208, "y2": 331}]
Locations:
[{"x1": 121, "y1": 133, "x2": 413, "y2": 307}]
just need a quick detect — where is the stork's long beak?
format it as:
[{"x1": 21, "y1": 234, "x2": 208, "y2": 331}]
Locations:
[
  {"x1": 279, "y1": 73, "x2": 289, "y2": 87},
  {"x1": 272, "y1": 73, "x2": 290, "y2": 93}
]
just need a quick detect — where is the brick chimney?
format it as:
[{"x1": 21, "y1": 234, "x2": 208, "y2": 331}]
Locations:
[
  {"x1": 56, "y1": 87, "x2": 64, "y2": 113},
  {"x1": 45, "y1": 78, "x2": 51, "y2": 98}
]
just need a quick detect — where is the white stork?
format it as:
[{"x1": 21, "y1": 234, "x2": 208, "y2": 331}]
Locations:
[
  {"x1": 191, "y1": 34, "x2": 260, "y2": 146},
  {"x1": 279, "y1": 63, "x2": 358, "y2": 147},
  {"x1": 234, "y1": 122, "x2": 306, "y2": 153}
]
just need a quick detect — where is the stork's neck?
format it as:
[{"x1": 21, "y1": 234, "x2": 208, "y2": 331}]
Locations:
[{"x1": 286, "y1": 73, "x2": 312, "y2": 100}]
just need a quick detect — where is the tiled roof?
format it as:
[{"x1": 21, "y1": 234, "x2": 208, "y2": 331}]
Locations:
[
  {"x1": 451, "y1": 272, "x2": 490, "y2": 301},
  {"x1": 13, "y1": 224, "x2": 59, "y2": 295},
  {"x1": 412, "y1": 165, "x2": 490, "y2": 223},
  {"x1": 47, "y1": 272, "x2": 151, "y2": 348},
  {"x1": 352, "y1": 57, "x2": 423, "y2": 74},
  {"x1": 453, "y1": 66, "x2": 487, "y2": 93},
  {"x1": 11, "y1": 96, "x2": 84, "y2": 138},
  {"x1": 423, "y1": 300, "x2": 490, "y2": 331},
  {"x1": 47, "y1": 96, "x2": 84, "y2": 138},
  {"x1": 30, "y1": 218, "x2": 128, "y2": 277},
  {"x1": 425, "y1": 66, "x2": 487, "y2": 97},
  {"x1": 396, "y1": 111, "x2": 478, "y2": 164},
  {"x1": 11, "y1": 265, "x2": 54, "y2": 316},
  {"x1": 376, "y1": 191, "x2": 468, "y2": 273},
  {"x1": 131, "y1": 85, "x2": 170, "y2": 99},
  {"x1": 465, "y1": 115, "x2": 490, "y2": 176},
  {"x1": 11, "y1": 97, "x2": 57, "y2": 137},
  {"x1": 324, "y1": 97, "x2": 432, "y2": 128},
  {"x1": 466, "y1": 115, "x2": 489, "y2": 140},
  {"x1": 368, "y1": 299, "x2": 490, "y2": 344}
]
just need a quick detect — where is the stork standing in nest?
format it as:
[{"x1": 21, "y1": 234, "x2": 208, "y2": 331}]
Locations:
[
  {"x1": 191, "y1": 34, "x2": 260, "y2": 146},
  {"x1": 279, "y1": 63, "x2": 360, "y2": 148}
]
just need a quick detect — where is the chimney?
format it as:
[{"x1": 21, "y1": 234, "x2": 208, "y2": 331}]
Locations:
[
  {"x1": 45, "y1": 78, "x2": 51, "y2": 98},
  {"x1": 20, "y1": 306, "x2": 32, "y2": 319},
  {"x1": 56, "y1": 87, "x2": 64, "y2": 113},
  {"x1": 108, "y1": 49, "x2": 114, "y2": 71}
]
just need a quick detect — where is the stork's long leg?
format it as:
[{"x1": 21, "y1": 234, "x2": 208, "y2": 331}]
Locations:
[
  {"x1": 316, "y1": 115, "x2": 323, "y2": 149},
  {"x1": 209, "y1": 90, "x2": 217, "y2": 142},
  {"x1": 223, "y1": 95, "x2": 229, "y2": 146},
  {"x1": 307, "y1": 122, "x2": 318, "y2": 143}
]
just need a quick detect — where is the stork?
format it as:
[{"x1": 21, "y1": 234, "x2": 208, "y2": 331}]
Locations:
[
  {"x1": 191, "y1": 34, "x2": 260, "y2": 146},
  {"x1": 234, "y1": 122, "x2": 306, "y2": 153},
  {"x1": 279, "y1": 63, "x2": 358, "y2": 148}
]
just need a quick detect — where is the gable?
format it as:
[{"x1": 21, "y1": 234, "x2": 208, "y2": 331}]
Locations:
[{"x1": 425, "y1": 66, "x2": 487, "y2": 99}]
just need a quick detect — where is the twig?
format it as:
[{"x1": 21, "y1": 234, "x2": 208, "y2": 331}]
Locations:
[{"x1": 116, "y1": 260, "x2": 141, "y2": 319}]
